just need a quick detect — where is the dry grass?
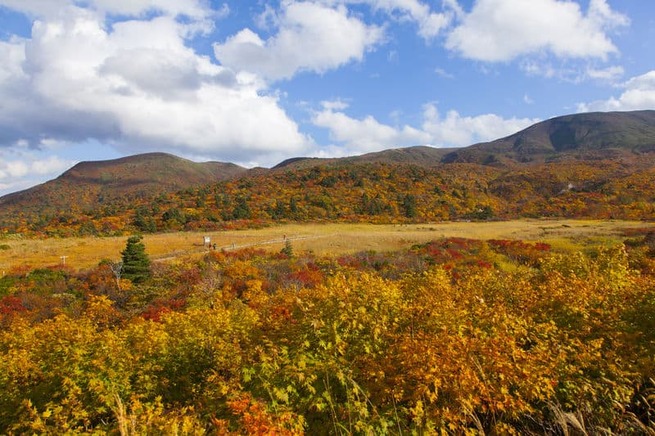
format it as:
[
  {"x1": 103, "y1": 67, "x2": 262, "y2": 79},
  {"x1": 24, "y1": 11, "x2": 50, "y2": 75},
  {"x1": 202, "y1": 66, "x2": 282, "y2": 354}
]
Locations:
[{"x1": 1, "y1": 219, "x2": 651, "y2": 273}]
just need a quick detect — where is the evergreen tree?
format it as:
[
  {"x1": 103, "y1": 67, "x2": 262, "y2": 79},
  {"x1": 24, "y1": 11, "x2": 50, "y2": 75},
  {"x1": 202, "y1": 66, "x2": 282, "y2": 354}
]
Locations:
[
  {"x1": 133, "y1": 207, "x2": 157, "y2": 233},
  {"x1": 280, "y1": 239, "x2": 294, "y2": 257},
  {"x1": 401, "y1": 194, "x2": 417, "y2": 218},
  {"x1": 162, "y1": 208, "x2": 186, "y2": 226},
  {"x1": 231, "y1": 196, "x2": 251, "y2": 220},
  {"x1": 121, "y1": 235, "x2": 151, "y2": 284},
  {"x1": 289, "y1": 197, "x2": 299, "y2": 218}
]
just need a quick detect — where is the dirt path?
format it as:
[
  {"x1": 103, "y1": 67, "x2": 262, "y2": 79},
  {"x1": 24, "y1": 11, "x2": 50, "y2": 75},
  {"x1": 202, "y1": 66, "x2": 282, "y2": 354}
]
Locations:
[
  {"x1": 2, "y1": 220, "x2": 652, "y2": 272},
  {"x1": 151, "y1": 234, "x2": 334, "y2": 263}
]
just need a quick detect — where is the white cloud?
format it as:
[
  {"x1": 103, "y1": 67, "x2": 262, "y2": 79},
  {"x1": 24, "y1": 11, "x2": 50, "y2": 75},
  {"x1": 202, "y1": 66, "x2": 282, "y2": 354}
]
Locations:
[
  {"x1": 584, "y1": 65, "x2": 624, "y2": 82},
  {"x1": 312, "y1": 103, "x2": 539, "y2": 155},
  {"x1": 434, "y1": 67, "x2": 454, "y2": 79},
  {"x1": 93, "y1": 0, "x2": 211, "y2": 19},
  {"x1": 0, "y1": 0, "x2": 211, "y2": 20},
  {"x1": 313, "y1": 106, "x2": 431, "y2": 153},
  {"x1": 214, "y1": 2, "x2": 384, "y2": 80},
  {"x1": 0, "y1": 3, "x2": 310, "y2": 167},
  {"x1": 360, "y1": 0, "x2": 454, "y2": 39},
  {"x1": 578, "y1": 71, "x2": 655, "y2": 112},
  {"x1": 0, "y1": 151, "x2": 74, "y2": 196},
  {"x1": 321, "y1": 99, "x2": 351, "y2": 111},
  {"x1": 520, "y1": 59, "x2": 626, "y2": 84},
  {"x1": 30, "y1": 155, "x2": 73, "y2": 176},
  {"x1": 0, "y1": 0, "x2": 70, "y2": 17},
  {"x1": 421, "y1": 104, "x2": 539, "y2": 146},
  {"x1": 446, "y1": 0, "x2": 629, "y2": 62}
]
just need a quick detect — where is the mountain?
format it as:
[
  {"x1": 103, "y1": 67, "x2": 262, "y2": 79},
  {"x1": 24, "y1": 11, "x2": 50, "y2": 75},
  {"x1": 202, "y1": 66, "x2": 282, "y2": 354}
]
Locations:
[
  {"x1": 0, "y1": 152, "x2": 246, "y2": 214},
  {"x1": 275, "y1": 111, "x2": 655, "y2": 170},
  {"x1": 274, "y1": 146, "x2": 456, "y2": 170},
  {"x1": 442, "y1": 110, "x2": 655, "y2": 165},
  {"x1": 2, "y1": 110, "x2": 655, "y2": 236}
]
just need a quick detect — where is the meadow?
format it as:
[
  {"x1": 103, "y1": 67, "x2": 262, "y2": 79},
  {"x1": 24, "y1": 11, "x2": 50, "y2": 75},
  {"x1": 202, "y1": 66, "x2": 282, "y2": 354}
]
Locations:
[
  {"x1": 1, "y1": 219, "x2": 649, "y2": 274},
  {"x1": 1, "y1": 219, "x2": 655, "y2": 434}
]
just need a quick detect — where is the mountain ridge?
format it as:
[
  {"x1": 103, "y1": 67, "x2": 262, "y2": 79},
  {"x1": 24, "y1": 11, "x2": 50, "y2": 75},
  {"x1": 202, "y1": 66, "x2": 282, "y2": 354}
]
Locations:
[
  {"x1": 442, "y1": 110, "x2": 655, "y2": 165},
  {"x1": 0, "y1": 152, "x2": 247, "y2": 212},
  {"x1": 1, "y1": 110, "x2": 655, "y2": 235}
]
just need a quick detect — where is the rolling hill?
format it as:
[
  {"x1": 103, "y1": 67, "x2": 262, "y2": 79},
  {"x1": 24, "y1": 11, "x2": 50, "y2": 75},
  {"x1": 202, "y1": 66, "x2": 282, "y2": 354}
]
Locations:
[
  {"x1": 273, "y1": 145, "x2": 456, "y2": 170},
  {"x1": 442, "y1": 110, "x2": 655, "y2": 165},
  {"x1": 275, "y1": 110, "x2": 655, "y2": 170},
  {"x1": 0, "y1": 152, "x2": 246, "y2": 214},
  {"x1": 1, "y1": 110, "x2": 654, "y2": 236}
]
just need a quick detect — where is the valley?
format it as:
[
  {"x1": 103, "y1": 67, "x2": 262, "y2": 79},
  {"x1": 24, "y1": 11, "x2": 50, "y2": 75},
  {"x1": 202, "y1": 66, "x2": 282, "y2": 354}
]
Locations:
[
  {"x1": 1, "y1": 0, "x2": 653, "y2": 431},
  {"x1": 1, "y1": 219, "x2": 650, "y2": 273},
  {"x1": 1, "y1": 110, "x2": 655, "y2": 433}
]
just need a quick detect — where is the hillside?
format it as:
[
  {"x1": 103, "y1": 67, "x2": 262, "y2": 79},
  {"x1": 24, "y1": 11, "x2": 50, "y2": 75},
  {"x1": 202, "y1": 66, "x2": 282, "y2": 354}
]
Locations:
[
  {"x1": 1, "y1": 110, "x2": 655, "y2": 236},
  {"x1": 442, "y1": 110, "x2": 655, "y2": 165},
  {"x1": 0, "y1": 153, "x2": 246, "y2": 215},
  {"x1": 274, "y1": 145, "x2": 455, "y2": 170}
]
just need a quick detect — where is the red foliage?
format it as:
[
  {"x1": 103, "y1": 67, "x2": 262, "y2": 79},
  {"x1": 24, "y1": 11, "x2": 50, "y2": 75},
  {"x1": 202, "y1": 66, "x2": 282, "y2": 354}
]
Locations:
[
  {"x1": 288, "y1": 263, "x2": 324, "y2": 288},
  {"x1": 215, "y1": 393, "x2": 299, "y2": 435},
  {"x1": 141, "y1": 298, "x2": 186, "y2": 322},
  {"x1": 0, "y1": 295, "x2": 27, "y2": 315},
  {"x1": 488, "y1": 239, "x2": 551, "y2": 266},
  {"x1": 141, "y1": 305, "x2": 171, "y2": 322}
]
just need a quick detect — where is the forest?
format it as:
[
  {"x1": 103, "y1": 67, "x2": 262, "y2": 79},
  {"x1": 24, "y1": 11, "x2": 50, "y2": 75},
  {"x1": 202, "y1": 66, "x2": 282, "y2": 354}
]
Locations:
[
  {"x1": 1, "y1": 228, "x2": 654, "y2": 434},
  {"x1": 2, "y1": 160, "x2": 655, "y2": 237},
  {"x1": 1, "y1": 142, "x2": 655, "y2": 434}
]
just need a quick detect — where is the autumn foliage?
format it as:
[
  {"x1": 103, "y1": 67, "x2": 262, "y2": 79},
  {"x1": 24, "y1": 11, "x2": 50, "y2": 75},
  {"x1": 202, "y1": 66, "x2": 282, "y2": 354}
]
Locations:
[
  {"x1": 0, "y1": 236, "x2": 654, "y2": 434},
  {"x1": 3, "y1": 160, "x2": 655, "y2": 237}
]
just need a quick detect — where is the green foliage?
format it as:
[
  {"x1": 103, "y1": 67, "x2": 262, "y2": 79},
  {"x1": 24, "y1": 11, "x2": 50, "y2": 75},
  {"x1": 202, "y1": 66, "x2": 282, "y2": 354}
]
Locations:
[
  {"x1": 121, "y1": 235, "x2": 151, "y2": 284},
  {"x1": 230, "y1": 196, "x2": 252, "y2": 220},
  {"x1": 468, "y1": 204, "x2": 494, "y2": 220},
  {"x1": 280, "y1": 240, "x2": 294, "y2": 257},
  {"x1": 400, "y1": 193, "x2": 417, "y2": 218},
  {"x1": 132, "y1": 206, "x2": 157, "y2": 233},
  {"x1": 162, "y1": 207, "x2": 186, "y2": 227}
]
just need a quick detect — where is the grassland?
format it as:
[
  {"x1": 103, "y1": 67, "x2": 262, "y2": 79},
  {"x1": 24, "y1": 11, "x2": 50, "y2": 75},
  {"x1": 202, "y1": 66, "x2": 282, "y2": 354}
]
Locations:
[{"x1": 1, "y1": 219, "x2": 652, "y2": 273}]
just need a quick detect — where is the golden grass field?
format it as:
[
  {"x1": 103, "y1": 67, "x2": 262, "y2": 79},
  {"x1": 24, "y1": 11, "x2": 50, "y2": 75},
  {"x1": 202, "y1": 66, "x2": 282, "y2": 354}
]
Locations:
[{"x1": 1, "y1": 219, "x2": 653, "y2": 274}]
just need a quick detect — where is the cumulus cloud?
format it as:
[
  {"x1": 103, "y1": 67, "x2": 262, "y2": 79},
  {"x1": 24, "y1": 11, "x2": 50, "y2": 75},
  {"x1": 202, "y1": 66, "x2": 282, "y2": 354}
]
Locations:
[
  {"x1": 357, "y1": 0, "x2": 455, "y2": 39},
  {"x1": 313, "y1": 105, "x2": 432, "y2": 154},
  {"x1": 446, "y1": 0, "x2": 629, "y2": 62},
  {"x1": 421, "y1": 104, "x2": 539, "y2": 146},
  {"x1": 0, "y1": 150, "x2": 74, "y2": 196},
  {"x1": 578, "y1": 71, "x2": 655, "y2": 112},
  {"x1": 0, "y1": 0, "x2": 211, "y2": 20},
  {"x1": 312, "y1": 102, "x2": 538, "y2": 155},
  {"x1": 0, "y1": 2, "x2": 310, "y2": 168},
  {"x1": 214, "y1": 2, "x2": 384, "y2": 81}
]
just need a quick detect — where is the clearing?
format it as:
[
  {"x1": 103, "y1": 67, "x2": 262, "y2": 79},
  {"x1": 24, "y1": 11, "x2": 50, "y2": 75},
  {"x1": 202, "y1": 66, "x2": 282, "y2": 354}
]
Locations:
[{"x1": 1, "y1": 219, "x2": 652, "y2": 273}]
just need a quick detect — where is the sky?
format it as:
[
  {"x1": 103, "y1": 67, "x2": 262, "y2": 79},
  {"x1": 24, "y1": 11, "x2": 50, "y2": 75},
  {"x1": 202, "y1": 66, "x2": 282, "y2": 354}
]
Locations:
[{"x1": 0, "y1": 0, "x2": 654, "y2": 196}]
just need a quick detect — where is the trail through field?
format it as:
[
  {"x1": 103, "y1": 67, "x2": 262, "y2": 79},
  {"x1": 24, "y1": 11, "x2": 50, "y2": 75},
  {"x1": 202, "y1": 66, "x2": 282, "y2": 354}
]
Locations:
[
  {"x1": 2, "y1": 220, "x2": 653, "y2": 272},
  {"x1": 151, "y1": 234, "x2": 334, "y2": 263}
]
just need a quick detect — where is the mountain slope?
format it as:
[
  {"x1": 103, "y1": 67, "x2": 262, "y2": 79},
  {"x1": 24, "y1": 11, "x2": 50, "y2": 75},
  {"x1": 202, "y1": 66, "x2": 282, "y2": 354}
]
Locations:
[
  {"x1": 2, "y1": 110, "x2": 655, "y2": 236},
  {"x1": 0, "y1": 152, "x2": 246, "y2": 214},
  {"x1": 274, "y1": 146, "x2": 455, "y2": 170},
  {"x1": 442, "y1": 110, "x2": 655, "y2": 165}
]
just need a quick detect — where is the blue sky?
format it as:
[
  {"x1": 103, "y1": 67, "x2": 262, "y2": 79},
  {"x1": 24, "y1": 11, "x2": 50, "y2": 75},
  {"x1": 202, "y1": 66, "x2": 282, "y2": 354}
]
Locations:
[{"x1": 0, "y1": 0, "x2": 654, "y2": 196}]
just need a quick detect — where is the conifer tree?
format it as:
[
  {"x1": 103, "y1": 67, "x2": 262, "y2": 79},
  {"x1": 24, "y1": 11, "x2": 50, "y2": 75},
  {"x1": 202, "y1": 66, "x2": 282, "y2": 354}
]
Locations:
[
  {"x1": 280, "y1": 239, "x2": 294, "y2": 257},
  {"x1": 121, "y1": 235, "x2": 151, "y2": 283}
]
